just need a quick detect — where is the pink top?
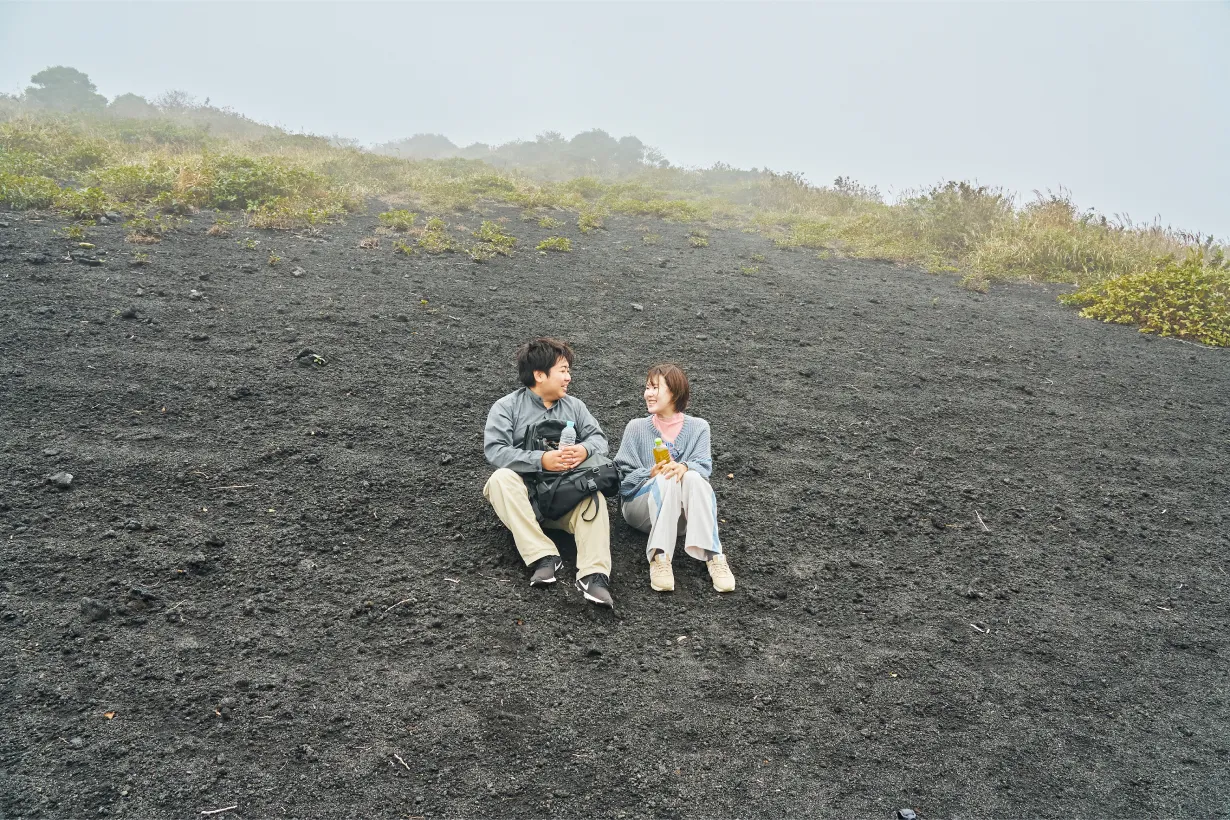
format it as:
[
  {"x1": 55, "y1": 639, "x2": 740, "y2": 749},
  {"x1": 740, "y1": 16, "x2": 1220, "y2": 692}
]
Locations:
[{"x1": 651, "y1": 413, "x2": 686, "y2": 443}]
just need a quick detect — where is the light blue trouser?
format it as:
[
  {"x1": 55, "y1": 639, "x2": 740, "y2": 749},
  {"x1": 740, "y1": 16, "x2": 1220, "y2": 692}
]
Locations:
[{"x1": 621, "y1": 472, "x2": 723, "y2": 562}]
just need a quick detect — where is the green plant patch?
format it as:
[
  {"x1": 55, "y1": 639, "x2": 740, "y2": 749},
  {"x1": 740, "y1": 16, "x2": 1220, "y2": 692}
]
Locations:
[
  {"x1": 417, "y1": 217, "x2": 455, "y2": 253},
  {"x1": 1059, "y1": 251, "x2": 1230, "y2": 347},
  {"x1": 473, "y1": 220, "x2": 516, "y2": 255},
  {"x1": 125, "y1": 210, "x2": 182, "y2": 241},
  {"x1": 536, "y1": 236, "x2": 571, "y2": 252},
  {"x1": 378, "y1": 209, "x2": 418, "y2": 232},
  {"x1": 578, "y1": 206, "x2": 606, "y2": 234},
  {"x1": 468, "y1": 243, "x2": 497, "y2": 262},
  {"x1": 91, "y1": 163, "x2": 176, "y2": 202},
  {"x1": 246, "y1": 195, "x2": 347, "y2": 231},
  {"x1": 0, "y1": 172, "x2": 60, "y2": 210}
]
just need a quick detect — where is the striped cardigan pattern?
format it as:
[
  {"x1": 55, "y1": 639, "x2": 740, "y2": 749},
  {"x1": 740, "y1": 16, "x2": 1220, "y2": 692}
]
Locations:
[{"x1": 613, "y1": 414, "x2": 714, "y2": 499}]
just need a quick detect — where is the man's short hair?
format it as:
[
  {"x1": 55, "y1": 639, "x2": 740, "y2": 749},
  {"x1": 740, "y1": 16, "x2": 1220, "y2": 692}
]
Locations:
[
  {"x1": 516, "y1": 338, "x2": 575, "y2": 388},
  {"x1": 646, "y1": 363, "x2": 690, "y2": 413}
]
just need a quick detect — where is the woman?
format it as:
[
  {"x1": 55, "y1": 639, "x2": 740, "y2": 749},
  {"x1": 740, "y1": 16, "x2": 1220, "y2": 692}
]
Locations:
[{"x1": 614, "y1": 363, "x2": 736, "y2": 593}]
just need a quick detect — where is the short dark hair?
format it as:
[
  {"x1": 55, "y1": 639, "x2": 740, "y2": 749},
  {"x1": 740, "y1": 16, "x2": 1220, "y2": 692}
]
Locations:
[
  {"x1": 516, "y1": 338, "x2": 574, "y2": 388},
  {"x1": 646, "y1": 363, "x2": 690, "y2": 413}
]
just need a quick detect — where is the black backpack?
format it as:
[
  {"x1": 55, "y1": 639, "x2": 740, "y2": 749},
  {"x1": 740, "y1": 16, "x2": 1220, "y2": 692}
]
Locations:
[{"x1": 520, "y1": 418, "x2": 621, "y2": 522}]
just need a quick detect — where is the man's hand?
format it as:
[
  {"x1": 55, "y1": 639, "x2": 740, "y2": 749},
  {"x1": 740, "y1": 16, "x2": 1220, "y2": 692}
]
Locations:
[
  {"x1": 558, "y1": 444, "x2": 587, "y2": 470},
  {"x1": 653, "y1": 461, "x2": 688, "y2": 482},
  {"x1": 543, "y1": 445, "x2": 587, "y2": 472}
]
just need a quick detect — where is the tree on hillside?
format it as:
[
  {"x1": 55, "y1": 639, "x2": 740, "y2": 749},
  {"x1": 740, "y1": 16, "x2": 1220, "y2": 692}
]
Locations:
[
  {"x1": 567, "y1": 129, "x2": 620, "y2": 174},
  {"x1": 24, "y1": 66, "x2": 107, "y2": 113},
  {"x1": 153, "y1": 90, "x2": 198, "y2": 111},
  {"x1": 374, "y1": 133, "x2": 458, "y2": 160},
  {"x1": 459, "y1": 142, "x2": 492, "y2": 159},
  {"x1": 644, "y1": 145, "x2": 669, "y2": 169},
  {"x1": 108, "y1": 93, "x2": 157, "y2": 119},
  {"x1": 615, "y1": 135, "x2": 647, "y2": 174}
]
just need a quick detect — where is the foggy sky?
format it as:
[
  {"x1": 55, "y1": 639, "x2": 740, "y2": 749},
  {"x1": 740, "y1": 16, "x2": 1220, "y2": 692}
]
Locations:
[{"x1": 2, "y1": 1, "x2": 1227, "y2": 237}]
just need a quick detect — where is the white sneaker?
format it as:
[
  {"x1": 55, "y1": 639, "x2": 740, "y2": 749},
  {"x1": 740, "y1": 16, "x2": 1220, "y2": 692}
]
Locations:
[
  {"x1": 707, "y1": 554, "x2": 736, "y2": 592},
  {"x1": 649, "y1": 553, "x2": 675, "y2": 592}
]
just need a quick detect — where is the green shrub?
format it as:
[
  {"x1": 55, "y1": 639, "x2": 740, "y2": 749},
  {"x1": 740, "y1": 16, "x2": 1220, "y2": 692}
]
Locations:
[
  {"x1": 562, "y1": 177, "x2": 605, "y2": 200},
  {"x1": 965, "y1": 195, "x2": 1175, "y2": 284},
  {"x1": 91, "y1": 163, "x2": 175, "y2": 202},
  {"x1": 0, "y1": 119, "x2": 113, "y2": 175},
  {"x1": 890, "y1": 181, "x2": 1014, "y2": 259},
  {"x1": 199, "y1": 154, "x2": 328, "y2": 210},
  {"x1": 606, "y1": 197, "x2": 705, "y2": 221},
  {"x1": 775, "y1": 220, "x2": 833, "y2": 249},
  {"x1": 538, "y1": 215, "x2": 563, "y2": 229},
  {"x1": 473, "y1": 220, "x2": 516, "y2": 255},
  {"x1": 468, "y1": 243, "x2": 497, "y2": 262},
  {"x1": 417, "y1": 217, "x2": 454, "y2": 253},
  {"x1": 55, "y1": 186, "x2": 112, "y2": 218},
  {"x1": 578, "y1": 206, "x2": 606, "y2": 233},
  {"x1": 0, "y1": 172, "x2": 60, "y2": 210},
  {"x1": 0, "y1": 147, "x2": 57, "y2": 177},
  {"x1": 378, "y1": 209, "x2": 418, "y2": 232},
  {"x1": 246, "y1": 195, "x2": 346, "y2": 231},
  {"x1": 393, "y1": 239, "x2": 417, "y2": 256},
  {"x1": 688, "y1": 229, "x2": 709, "y2": 247},
  {"x1": 505, "y1": 186, "x2": 573, "y2": 210},
  {"x1": 536, "y1": 236, "x2": 571, "y2": 252},
  {"x1": 1059, "y1": 251, "x2": 1230, "y2": 346},
  {"x1": 125, "y1": 210, "x2": 181, "y2": 242}
]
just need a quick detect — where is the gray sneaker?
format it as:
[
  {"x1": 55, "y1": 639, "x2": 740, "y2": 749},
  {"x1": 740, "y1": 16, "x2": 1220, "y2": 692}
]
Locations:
[
  {"x1": 575, "y1": 573, "x2": 614, "y2": 607},
  {"x1": 529, "y1": 555, "x2": 563, "y2": 587}
]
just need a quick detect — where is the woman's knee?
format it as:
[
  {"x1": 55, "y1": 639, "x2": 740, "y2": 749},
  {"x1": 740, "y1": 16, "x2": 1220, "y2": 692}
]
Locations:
[
  {"x1": 657, "y1": 474, "x2": 683, "y2": 494},
  {"x1": 682, "y1": 470, "x2": 707, "y2": 490}
]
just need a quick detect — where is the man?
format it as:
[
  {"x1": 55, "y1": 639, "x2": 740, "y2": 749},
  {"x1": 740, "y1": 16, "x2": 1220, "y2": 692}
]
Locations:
[{"x1": 482, "y1": 338, "x2": 614, "y2": 607}]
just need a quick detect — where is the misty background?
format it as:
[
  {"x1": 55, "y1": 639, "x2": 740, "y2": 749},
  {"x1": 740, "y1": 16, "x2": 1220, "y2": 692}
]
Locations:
[{"x1": 1, "y1": 1, "x2": 1226, "y2": 237}]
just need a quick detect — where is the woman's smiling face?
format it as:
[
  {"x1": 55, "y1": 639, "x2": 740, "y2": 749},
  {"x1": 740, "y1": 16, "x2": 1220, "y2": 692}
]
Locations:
[{"x1": 644, "y1": 375, "x2": 675, "y2": 415}]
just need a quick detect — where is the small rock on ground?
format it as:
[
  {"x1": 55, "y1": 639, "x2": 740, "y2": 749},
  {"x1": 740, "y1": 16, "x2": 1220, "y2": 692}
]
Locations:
[{"x1": 80, "y1": 597, "x2": 110, "y2": 623}]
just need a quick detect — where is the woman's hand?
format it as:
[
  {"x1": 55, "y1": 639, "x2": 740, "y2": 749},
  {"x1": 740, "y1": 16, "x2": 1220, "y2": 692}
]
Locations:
[{"x1": 654, "y1": 461, "x2": 688, "y2": 482}]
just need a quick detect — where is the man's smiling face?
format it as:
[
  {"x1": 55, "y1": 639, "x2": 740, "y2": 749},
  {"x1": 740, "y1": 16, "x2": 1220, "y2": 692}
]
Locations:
[{"x1": 535, "y1": 356, "x2": 572, "y2": 401}]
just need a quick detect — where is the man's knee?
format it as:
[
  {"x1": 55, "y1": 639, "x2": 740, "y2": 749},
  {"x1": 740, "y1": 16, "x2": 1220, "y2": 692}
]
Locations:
[{"x1": 484, "y1": 468, "x2": 525, "y2": 499}]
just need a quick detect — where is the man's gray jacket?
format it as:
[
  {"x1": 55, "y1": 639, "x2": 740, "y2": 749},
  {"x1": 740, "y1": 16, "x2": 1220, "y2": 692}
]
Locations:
[{"x1": 483, "y1": 387, "x2": 609, "y2": 474}]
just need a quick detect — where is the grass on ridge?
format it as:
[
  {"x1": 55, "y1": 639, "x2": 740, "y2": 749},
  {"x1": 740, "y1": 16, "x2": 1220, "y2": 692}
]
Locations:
[{"x1": 0, "y1": 109, "x2": 1225, "y2": 345}]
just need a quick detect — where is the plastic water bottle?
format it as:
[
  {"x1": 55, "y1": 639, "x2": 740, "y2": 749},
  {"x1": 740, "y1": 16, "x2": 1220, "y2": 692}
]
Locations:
[
  {"x1": 559, "y1": 420, "x2": 577, "y2": 448},
  {"x1": 653, "y1": 437, "x2": 671, "y2": 465}
]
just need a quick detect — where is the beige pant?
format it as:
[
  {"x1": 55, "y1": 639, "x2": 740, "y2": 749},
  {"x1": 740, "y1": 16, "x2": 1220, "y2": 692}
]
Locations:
[
  {"x1": 621, "y1": 472, "x2": 722, "y2": 562},
  {"x1": 482, "y1": 468, "x2": 612, "y2": 579}
]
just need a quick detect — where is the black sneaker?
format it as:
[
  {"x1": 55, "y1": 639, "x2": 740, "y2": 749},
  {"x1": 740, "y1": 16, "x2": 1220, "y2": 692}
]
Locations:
[
  {"x1": 529, "y1": 555, "x2": 563, "y2": 587},
  {"x1": 575, "y1": 573, "x2": 614, "y2": 607}
]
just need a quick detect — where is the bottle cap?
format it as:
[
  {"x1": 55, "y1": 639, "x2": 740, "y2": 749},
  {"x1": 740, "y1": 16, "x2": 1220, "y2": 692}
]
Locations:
[
  {"x1": 654, "y1": 437, "x2": 663, "y2": 445},
  {"x1": 565, "y1": 420, "x2": 575, "y2": 427}
]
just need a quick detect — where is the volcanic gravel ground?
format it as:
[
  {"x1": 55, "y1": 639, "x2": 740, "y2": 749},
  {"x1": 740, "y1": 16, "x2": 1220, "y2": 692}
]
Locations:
[{"x1": 1, "y1": 206, "x2": 1228, "y2": 819}]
